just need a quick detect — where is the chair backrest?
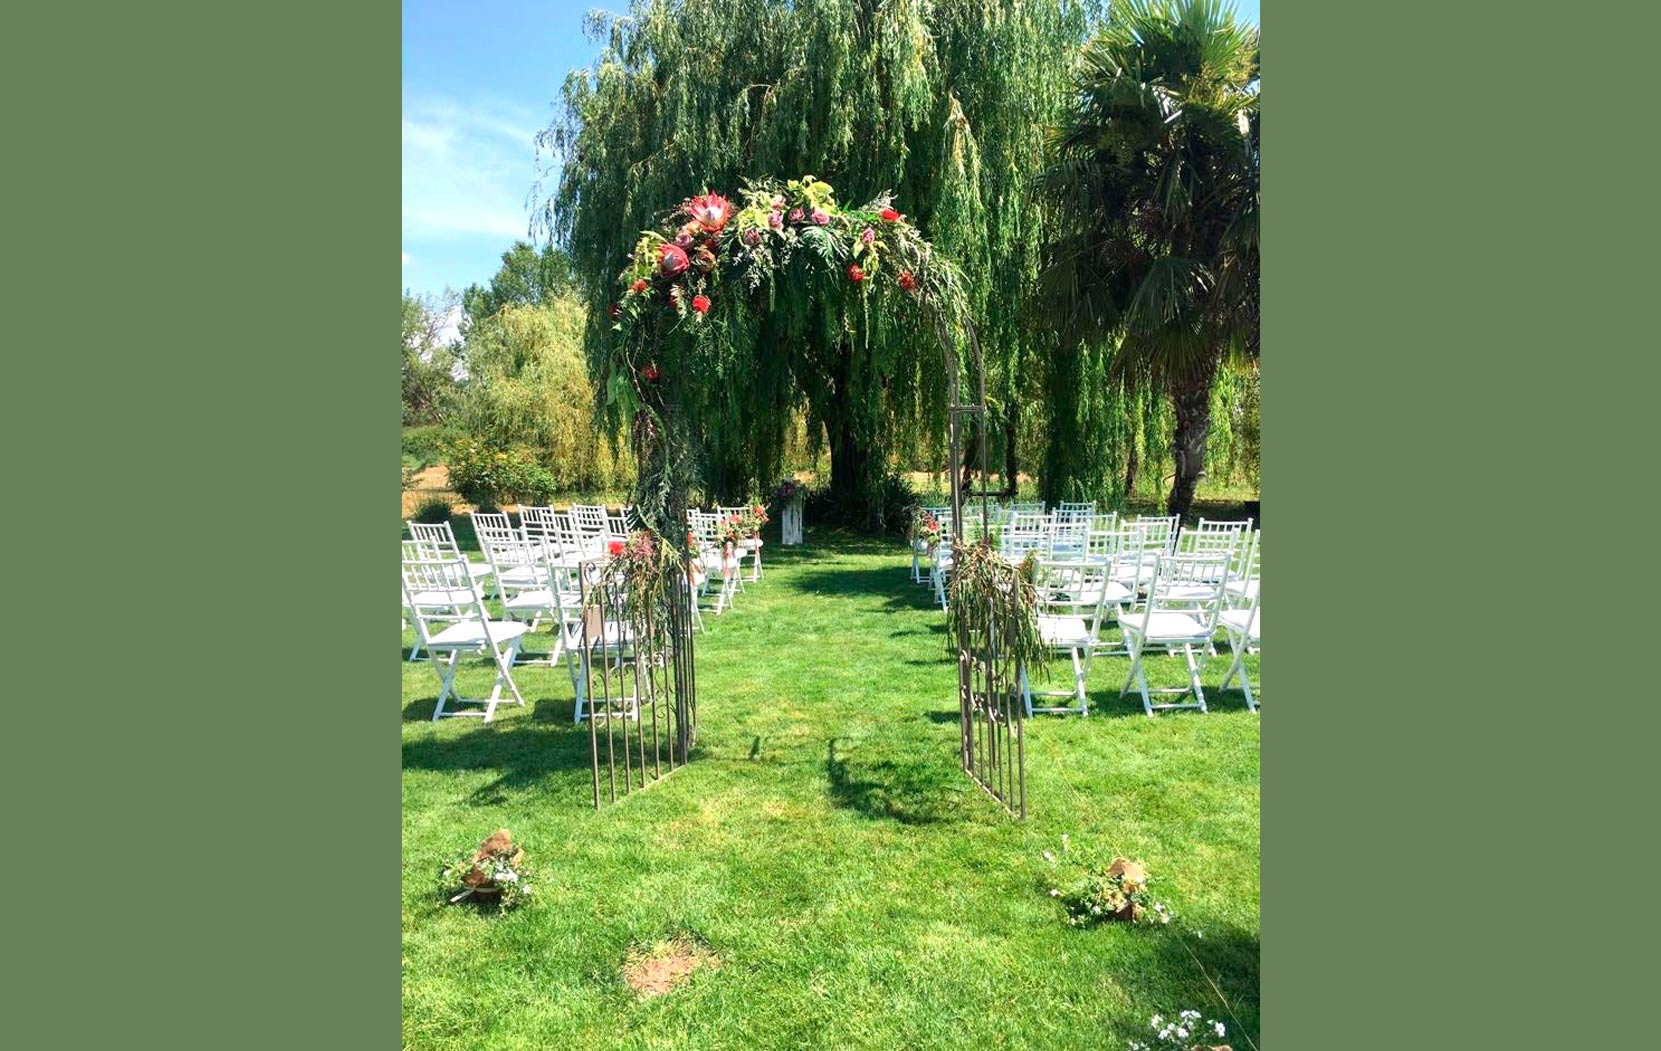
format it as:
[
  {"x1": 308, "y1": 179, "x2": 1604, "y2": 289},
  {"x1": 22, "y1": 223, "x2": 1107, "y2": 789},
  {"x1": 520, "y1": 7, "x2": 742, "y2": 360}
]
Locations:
[
  {"x1": 406, "y1": 520, "x2": 463, "y2": 560},
  {"x1": 570, "y1": 504, "x2": 607, "y2": 538},
  {"x1": 402, "y1": 554, "x2": 493, "y2": 645},
  {"x1": 1178, "y1": 517, "x2": 1253, "y2": 554},
  {"x1": 1035, "y1": 558, "x2": 1112, "y2": 637},
  {"x1": 471, "y1": 512, "x2": 542, "y2": 572},
  {"x1": 1230, "y1": 528, "x2": 1260, "y2": 585},
  {"x1": 1146, "y1": 551, "x2": 1230, "y2": 631},
  {"x1": 603, "y1": 508, "x2": 631, "y2": 540},
  {"x1": 1130, "y1": 515, "x2": 1179, "y2": 554}
]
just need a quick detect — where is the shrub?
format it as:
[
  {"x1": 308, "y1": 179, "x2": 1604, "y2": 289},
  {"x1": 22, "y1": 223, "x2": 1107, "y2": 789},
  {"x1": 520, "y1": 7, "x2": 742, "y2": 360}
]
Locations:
[
  {"x1": 412, "y1": 495, "x2": 454, "y2": 524},
  {"x1": 445, "y1": 437, "x2": 557, "y2": 507},
  {"x1": 403, "y1": 423, "x2": 459, "y2": 470}
]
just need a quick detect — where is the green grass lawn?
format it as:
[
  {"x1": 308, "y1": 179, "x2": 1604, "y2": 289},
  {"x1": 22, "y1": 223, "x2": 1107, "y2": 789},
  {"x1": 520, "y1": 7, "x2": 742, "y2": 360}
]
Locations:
[{"x1": 402, "y1": 528, "x2": 1259, "y2": 1050}]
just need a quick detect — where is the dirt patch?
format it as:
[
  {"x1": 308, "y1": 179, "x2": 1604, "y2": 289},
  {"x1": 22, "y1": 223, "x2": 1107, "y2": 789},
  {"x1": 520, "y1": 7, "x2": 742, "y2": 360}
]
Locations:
[{"x1": 622, "y1": 934, "x2": 719, "y2": 998}]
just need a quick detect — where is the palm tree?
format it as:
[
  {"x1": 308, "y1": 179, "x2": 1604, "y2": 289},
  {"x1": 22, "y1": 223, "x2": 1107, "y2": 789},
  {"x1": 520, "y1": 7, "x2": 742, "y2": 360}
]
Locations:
[{"x1": 1041, "y1": 0, "x2": 1259, "y2": 519}]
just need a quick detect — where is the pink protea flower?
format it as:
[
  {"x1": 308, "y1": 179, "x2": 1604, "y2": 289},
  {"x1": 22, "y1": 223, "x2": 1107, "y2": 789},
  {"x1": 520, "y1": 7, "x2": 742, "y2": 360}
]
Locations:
[
  {"x1": 810, "y1": 208, "x2": 829, "y2": 225},
  {"x1": 788, "y1": 207, "x2": 804, "y2": 224},
  {"x1": 743, "y1": 228, "x2": 762, "y2": 246},
  {"x1": 686, "y1": 193, "x2": 734, "y2": 232},
  {"x1": 770, "y1": 194, "x2": 787, "y2": 210},
  {"x1": 861, "y1": 227, "x2": 875, "y2": 245},
  {"x1": 658, "y1": 243, "x2": 688, "y2": 277},
  {"x1": 768, "y1": 211, "x2": 784, "y2": 230}
]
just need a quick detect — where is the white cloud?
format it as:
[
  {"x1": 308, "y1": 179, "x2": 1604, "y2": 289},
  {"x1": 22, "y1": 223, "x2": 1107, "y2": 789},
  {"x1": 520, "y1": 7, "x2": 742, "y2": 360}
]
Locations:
[{"x1": 402, "y1": 95, "x2": 543, "y2": 241}]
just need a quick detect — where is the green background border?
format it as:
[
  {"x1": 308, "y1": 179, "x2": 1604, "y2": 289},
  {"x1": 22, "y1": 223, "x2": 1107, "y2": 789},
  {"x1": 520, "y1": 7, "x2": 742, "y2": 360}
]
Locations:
[{"x1": 6, "y1": 0, "x2": 1649, "y2": 1046}]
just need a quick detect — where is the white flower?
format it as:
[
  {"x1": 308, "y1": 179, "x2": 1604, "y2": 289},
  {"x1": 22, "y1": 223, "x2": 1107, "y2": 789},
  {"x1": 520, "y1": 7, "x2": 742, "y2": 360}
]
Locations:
[
  {"x1": 1195, "y1": 930, "x2": 1204, "y2": 939},
  {"x1": 1214, "y1": 1022, "x2": 1227, "y2": 1037},
  {"x1": 1043, "y1": 850, "x2": 1056, "y2": 863},
  {"x1": 1160, "y1": 913, "x2": 1170, "y2": 924},
  {"x1": 499, "y1": 870, "x2": 519, "y2": 883},
  {"x1": 1050, "y1": 888, "x2": 1060, "y2": 896},
  {"x1": 1062, "y1": 834, "x2": 1070, "y2": 847},
  {"x1": 1150, "y1": 1016, "x2": 1164, "y2": 1029},
  {"x1": 1175, "y1": 1028, "x2": 1188, "y2": 1040}
]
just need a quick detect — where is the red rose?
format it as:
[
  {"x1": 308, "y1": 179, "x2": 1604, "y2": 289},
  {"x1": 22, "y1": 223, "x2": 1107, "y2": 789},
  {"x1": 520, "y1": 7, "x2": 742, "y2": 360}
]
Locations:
[
  {"x1": 659, "y1": 242, "x2": 689, "y2": 277},
  {"x1": 880, "y1": 207, "x2": 900, "y2": 222},
  {"x1": 692, "y1": 294, "x2": 711, "y2": 314},
  {"x1": 642, "y1": 363, "x2": 661, "y2": 382},
  {"x1": 898, "y1": 270, "x2": 916, "y2": 292},
  {"x1": 607, "y1": 302, "x2": 622, "y2": 320},
  {"x1": 607, "y1": 540, "x2": 626, "y2": 557},
  {"x1": 630, "y1": 278, "x2": 648, "y2": 293},
  {"x1": 848, "y1": 263, "x2": 865, "y2": 283}
]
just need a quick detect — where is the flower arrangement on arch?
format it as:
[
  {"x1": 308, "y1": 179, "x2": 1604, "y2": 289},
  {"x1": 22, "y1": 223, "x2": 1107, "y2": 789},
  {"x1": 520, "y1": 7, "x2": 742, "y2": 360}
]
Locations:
[
  {"x1": 775, "y1": 478, "x2": 803, "y2": 504},
  {"x1": 608, "y1": 176, "x2": 951, "y2": 350}
]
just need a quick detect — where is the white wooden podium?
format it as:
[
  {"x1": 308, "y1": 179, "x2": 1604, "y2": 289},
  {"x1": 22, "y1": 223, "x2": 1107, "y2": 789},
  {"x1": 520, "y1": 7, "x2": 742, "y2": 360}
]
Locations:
[{"x1": 781, "y1": 492, "x2": 805, "y2": 545}]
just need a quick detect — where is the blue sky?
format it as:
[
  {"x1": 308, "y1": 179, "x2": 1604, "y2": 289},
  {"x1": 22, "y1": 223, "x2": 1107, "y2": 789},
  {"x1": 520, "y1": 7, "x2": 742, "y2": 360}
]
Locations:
[{"x1": 402, "y1": 0, "x2": 1261, "y2": 299}]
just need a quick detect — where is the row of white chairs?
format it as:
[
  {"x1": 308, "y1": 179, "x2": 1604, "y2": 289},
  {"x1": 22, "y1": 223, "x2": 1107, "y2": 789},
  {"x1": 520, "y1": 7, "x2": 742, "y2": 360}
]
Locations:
[
  {"x1": 402, "y1": 503, "x2": 772, "y2": 723},
  {"x1": 915, "y1": 503, "x2": 1260, "y2": 715}
]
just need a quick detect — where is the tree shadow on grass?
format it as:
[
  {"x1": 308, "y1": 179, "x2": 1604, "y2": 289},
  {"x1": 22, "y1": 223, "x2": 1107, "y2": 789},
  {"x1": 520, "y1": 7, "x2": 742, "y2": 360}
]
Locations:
[
  {"x1": 785, "y1": 564, "x2": 940, "y2": 612},
  {"x1": 401, "y1": 717, "x2": 598, "y2": 806},
  {"x1": 824, "y1": 737, "x2": 953, "y2": 825},
  {"x1": 1124, "y1": 922, "x2": 1260, "y2": 1048}
]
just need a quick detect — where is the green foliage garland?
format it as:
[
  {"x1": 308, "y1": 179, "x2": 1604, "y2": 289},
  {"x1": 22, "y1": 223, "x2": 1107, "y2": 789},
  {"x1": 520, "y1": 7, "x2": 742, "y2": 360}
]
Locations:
[{"x1": 601, "y1": 176, "x2": 972, "y2": 537}]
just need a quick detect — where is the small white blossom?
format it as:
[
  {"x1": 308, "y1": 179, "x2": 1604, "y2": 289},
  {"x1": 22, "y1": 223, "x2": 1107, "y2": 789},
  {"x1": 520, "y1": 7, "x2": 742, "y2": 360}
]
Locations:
[
  {"x1": 1149, "y1": 1015, "x2": 1164, "y2": 1029},
  {"x1": 1214, "y1": 1021, "x2": 1227, "y2": 1037},
  {"x1": 1043, "y1": 850, "x2": 1056, "y2": 863},
  {"x1": 1175, "y1": 1028, "x2": 1188, "y2": 1040},
  {"x1": 1050, "y1": 888, "x2": 1060, "y2": 896}
]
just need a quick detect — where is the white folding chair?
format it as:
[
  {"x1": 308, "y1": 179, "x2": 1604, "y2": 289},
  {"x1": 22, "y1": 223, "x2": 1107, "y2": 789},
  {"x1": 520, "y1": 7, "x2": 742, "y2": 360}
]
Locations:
[
  {"x1": 403, "y1": 523, "x2": 491, "y2": 660},
  {"x1": 1020, "y1": 558, "x2": 1113, "y2": 716},
  {"x1": 1118, "y1": 551, "x2": 1229, "y2": 716},
  {"x1": 1219, "y1": 531, "x2": 1261, "y2": 709},
  {"x1": 1218, "y1": 580, "x2": 1261, "y2": 710},
  {"x1": 472, "y1": 512, "x2": 549, "y2": 604},
  {"x1": 403, "y1": 554, "x2": 528, "y2": 723}
]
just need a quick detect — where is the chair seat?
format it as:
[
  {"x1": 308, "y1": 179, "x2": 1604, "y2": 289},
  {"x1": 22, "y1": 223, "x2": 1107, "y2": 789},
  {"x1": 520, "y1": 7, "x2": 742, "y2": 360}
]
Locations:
[
  {"x1": 1219, "y1": 608, "x2": 1260, "y2": 640},
  {"x1": 1102, "y1": 580, "x2": 1133, "y2": 603},
  {"x1": 503, "y1": 589, "x2": 578, "y2": 612},
  {"x1": 426, "y1": 619, "x2": 529, "y2": 648},
  {"x1": 407, "y1": 587, "x2": 477, "y2": 608},
  {"x1": 1225, "y1": 578, "x2": 1260, "y2": 601},
  {"x1": 496, "y1": 566, "x2": 545, "y2": 586},
  {"x1": 1037, "y1": 615, "x2": 1095, "y2": 647},
  {"x1": 1119, "y1": 610, "x2": 1211, "y2": 641},
  {"x1": 1159, "y1": 583, "x2": 1220, "y2": 602}
]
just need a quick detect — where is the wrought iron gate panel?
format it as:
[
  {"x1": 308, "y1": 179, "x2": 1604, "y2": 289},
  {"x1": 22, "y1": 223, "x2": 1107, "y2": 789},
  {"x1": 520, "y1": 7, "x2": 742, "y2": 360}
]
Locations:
[
  {"x1": 581, "y1": 558, "x2": 698, "y2": 808},
  {"x1": 945, "y1": 322, "x2": 1027, "y2": 818}
]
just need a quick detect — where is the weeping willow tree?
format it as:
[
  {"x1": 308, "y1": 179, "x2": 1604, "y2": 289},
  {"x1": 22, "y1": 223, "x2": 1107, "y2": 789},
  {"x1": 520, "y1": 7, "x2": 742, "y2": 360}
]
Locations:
[
  {"x1": 458, "y1": 298, "x2": 632, "y2": 493},
  {"x1": 538, "y1": 0, "x2": 1090, "y2": 528},
  {"x1": 1039, "y1": 0, "x2": 1259, "y2": 517}
]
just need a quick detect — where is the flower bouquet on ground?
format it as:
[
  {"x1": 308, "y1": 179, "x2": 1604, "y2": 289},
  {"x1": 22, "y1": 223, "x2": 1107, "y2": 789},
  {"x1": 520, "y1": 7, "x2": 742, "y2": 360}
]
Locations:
[
  {"x1": 439, "y1": 829, "x2": 532, "y2": 910},
  {"x1": 1041, "y1": 839, "x2": 1173, "y2": 927},
  {"x1": 1127, "y1": 1010, "x2": 1233, "y2": 1051}
]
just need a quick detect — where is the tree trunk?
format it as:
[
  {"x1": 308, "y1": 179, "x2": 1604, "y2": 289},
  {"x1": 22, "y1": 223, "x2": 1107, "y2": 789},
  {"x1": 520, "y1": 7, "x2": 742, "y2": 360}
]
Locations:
[
  {"x1": 1166, "y1": 354, "x2": 1220, "y2": 521},
  {"x1": 1124, "y1": 440, "x2": 1139, "y2": 500},
  {"x1": 826, "y1": 411, "x2": 876, "y2": 531},
  {"x1": 1004, "y1": 398, "x2": 1020, "y2": 498}
]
